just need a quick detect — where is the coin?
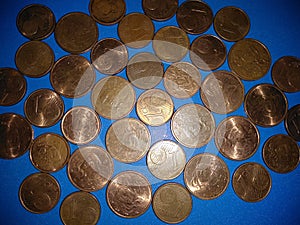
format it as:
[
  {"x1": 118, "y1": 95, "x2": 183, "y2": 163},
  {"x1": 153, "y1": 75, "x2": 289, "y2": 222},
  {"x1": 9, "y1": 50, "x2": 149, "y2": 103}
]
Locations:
[
  {"x1": 15, "y1": 41, "x2": 54, "y2": 77},
  {"x1": 54, "y1": 12, "x2": 98, "y2": 54},
  {"x1": 164, "y1": 62, "x2": 201, "y2": 99},
  {"x1": 215, "y1": 116, "x2": 259, "y2": 161},
  {"x1": 19, "y1": 172, "x2": 60, "y2": 213},
  {"x1": 136, "y1": 89, "x2": 174, "y2": 126},
  {"x1": 232, "y1": 162, "x2": 271, "y2": 202},
  {"x1": 184, "y1": 153, "x2": 230, "y2": 200},
  {"x1": 244, "y1": 84, "x2": 288, "y2": 127},
  {"x1": 91, "y1": 38, "x2": 128, "y2": 75},
  {"x1": 0, "y1": 68, "x2": 26, "y2": 106},
  {"x1": 61, "y1": 106, "x2": 100, "y2": 145},
  {"x1": 30, "y1": 133, "x2": 70, "y2": 172},
  {"x1": 16, "y1": 4, "x2": 56, "y2": 40},
  {"x1": 171, "y1": 104, "x2": 215, "y2": 148},
  {"x1": 152, "y1": 183, "x2": 192, "y2": 224},
  {"x1": 228, "y1": 38, "x2": 271, "y2": 80},
  {"x1": 190, "y1": 35, "x2": 227, "y2": 71},
  {"x1": 118, "y1": 13, "x2": 154, "y2": 48},
  {"x1": 147, "y1": 140, "x2": 186, "y2": 180},
  {"x1": 24, "y1": 89, "x2": 64, "y2": 127},
  {"x1": 106, "y1": 171, "x2": 152, "y2": 218},
  {"x1": 153, "y1": 26, "x2": 189, "y2": 62},
  {"x1": 91, "y1": 76, "x2": 136, "y2": 120},
  {"x1": 200, "y1": 70, "x2": 244, "y2": 114},
  {"x1": 67, "y1": 145, "x2": 114, "y2": 192},
  {"x1": 142, "y1": 0, "x2": 178, "y2": 21},
  {"x1": 106, "y1": 118, "x2": 151, "y2": 163},
  {"x1": 213, "y1": 6, "x2": 250, "y2": 42},
  {"x1": 285, "y1": 104, "x2": 300, "y2": 141}
]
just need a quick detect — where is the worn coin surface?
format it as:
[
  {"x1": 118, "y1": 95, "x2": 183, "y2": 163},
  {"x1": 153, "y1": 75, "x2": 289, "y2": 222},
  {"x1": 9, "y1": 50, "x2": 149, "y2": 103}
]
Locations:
[
  {"x1": 285, "y1": 104, "x2": 300, "y2": 141},
  {"x1": 142, "y1": 0, "x2": 178, "y2": 21}
]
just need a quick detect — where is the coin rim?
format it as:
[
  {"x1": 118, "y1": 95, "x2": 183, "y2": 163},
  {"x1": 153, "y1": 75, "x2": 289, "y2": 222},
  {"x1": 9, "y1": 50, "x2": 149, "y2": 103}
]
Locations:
[
  {"x1": 142, "y1": 0, "x2": 178, "y2": 21},
  {"x1": 284, "y1": 104, "x2": 300, "y2": 141}
]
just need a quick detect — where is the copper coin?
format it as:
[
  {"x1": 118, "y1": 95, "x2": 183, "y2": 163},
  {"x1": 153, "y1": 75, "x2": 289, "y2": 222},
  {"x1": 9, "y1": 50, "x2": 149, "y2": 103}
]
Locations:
[
  {"x1": 0, "y1": 68, "x2": 26, "y2": 106},
  {"x1": 50, "y1": 55, "x2": 96, "y2": 98},
  {"x1": 24, "y1": 89, "x2": 64, "y2": 127},
  {"x1": 153, "y1": 26, "x2": 189, "y2": 62},
  {"x1": 184, "y1": 153, "x2": 230, "y2": 200},
  {"x1": 171, "y1": 104, "x2": 215, "y2": 148},
  {"x1": 54, "y1": 12, "x2": 98, "y2": 54},
  {"x1": 30, "y1": 133, "x2": 70, "y2": 173},
  {"x1": 232, "y1": 162, "x2": 271, "y2": 202},
  {"x1": 61, "y1": 106, "x2": 100, "y2": 145},
  {"x1": 142, "y1": 0, "x2": 178, "y2": 21},
  {"x1": 16, "y1": 4, "x2": 56, "y2": 40},
  {"x1": 164, "y1": 62, "x2": 201, "y2": 99},
  {"x1": 136, "y1": 89, "x2": 174, "y2": 126},
  {"x1": 68, "y1": 145, "x2": 114, "y2": 192},
  {"x1": 118, "y1": 13, "x2": 154, "y2": 48},
  {"x1": 106, "y1": 118, "x2": 151, "y2": 163},
  {"x1": 285, "y1": 104, "x2": 300, "y2": 141},
  {"x1": 19, "y1": 172, "x2": 60, "y2": 213},
  {"x1": 215, "y1": 116, "x2": 259, "y2": 161},
  {"x1": 244, "y1": 84, "x2": 288, "y2": 127},
  {"x1": 106, "y1": 171, "x2": 152, "y2": 218},
  {"x1": 126, "y1": 52, "x2": 164, "y2": 90},
  {"x1": 200, "y1": 70, "x2": 244, "y2": 114},
  {"x1": 213, "y1": 6, "x2": 250, "y2": 42},
  {"x1": 91, "y1": 38, "x2": 128, "y2": 75},
  {"x1": 271, "y1": 56, "x2": 300, "y2": 92},
  {"x1": 60, "y1": 191, "x2": 101, "y2": 225},
  {"x1": 15, "y1": 41, "x2": 54, "y2": 77},
  {"x1": 228, "y1": 38, "x2": 271, "y2": 80}
]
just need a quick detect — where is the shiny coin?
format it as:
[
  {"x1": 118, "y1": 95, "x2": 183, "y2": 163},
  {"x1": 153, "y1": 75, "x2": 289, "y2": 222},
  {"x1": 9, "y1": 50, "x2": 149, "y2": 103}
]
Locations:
[
  {"x1": 142, "y1": 0, "x2": 178, "y2": 21},
  {"x1": 285, "y1": 104, "x2": 300, "y2": 141}
]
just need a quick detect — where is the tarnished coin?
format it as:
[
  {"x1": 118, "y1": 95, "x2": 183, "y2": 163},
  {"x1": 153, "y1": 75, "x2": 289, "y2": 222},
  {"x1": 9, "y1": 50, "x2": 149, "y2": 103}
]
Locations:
[
  {"x1": 228, "y1": 38, "x2": 271, "y2": 80},
  {"x1": 15, "y1": 41, "x2": 54, "y2": 77},
  {"x1": 171, "y1": 104, "x2": 215, "y2": 148},
  {"x1": 142, "y1": 0, "x2": 178, "y2": 21},
  {"x1": 184, "y1": 153, "x2": 230, "y2": 200},
  {"x1": 147, "y1": 140, "x2": 186, "y2": 180},
  {"x1": 136, "y1": 89, "x2": 174, "y2": 126},
  {"x1": 232, "y1": 162, "x2": 271, "y2": 202},
  {"x1": 106, "y1": 171, "x2": 152, "y2": 218},
  {"x1": 24, "y1": 89, "x2": 64, "y2": 127},
  {"x1": 0, "y1": 113, "x2": 33, "y2": 159},
  {"x1": 200, "y1": 70, "x2": 244, "y2": 114},
  {"x1": 215, "y1": 116, "x2": 259, "y2": 161},
  {"x1": 91, "y1": 76, "x2": 135, "y2": 120},
  {"x1": 244, "y1": 84, "x2": 288, "y2": 127},
  {"x1": 106, "y1": 118, "x2": 151, "y2": 163},
  {"x1": 19, "y1": 172, "x2": 60, "y2": 213},
  {"x1": 285, "y1": 104, "x2": 300, "y2": 141},
  {"x1": 55, "y1": 12, "x2": 98, "y2": 54},
  {"x1": 68, "y1": 145, "x2": 114, "y2": 192}
]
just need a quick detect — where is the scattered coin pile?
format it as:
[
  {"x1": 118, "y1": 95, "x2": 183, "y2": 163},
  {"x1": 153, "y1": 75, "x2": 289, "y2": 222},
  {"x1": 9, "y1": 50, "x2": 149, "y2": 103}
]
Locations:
[{"x1": 0, "y1": 0, "x2": 299, "y2": 224}]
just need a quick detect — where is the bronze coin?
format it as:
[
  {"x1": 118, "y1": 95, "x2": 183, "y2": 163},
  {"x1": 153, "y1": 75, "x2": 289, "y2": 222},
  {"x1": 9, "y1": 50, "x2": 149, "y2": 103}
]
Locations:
[
  {"x1": 50, "y1": 55, "x2": 96, "y2": 98},
  {"x1": 184, "y1": 153, "x2": 230, "y2": 200},
  {"x1": 91, "y1": 38, "x2": 128, "y2": 75},
  {"x1": 24, "y1": 89, "x2": 64, "y2": 127},
  {"x1": 61, "y1": 106, "x2": 100, "y2": 145},
  {"x1": 16, "y1": 4, "x2": 56, "y2": 40},
  {"x1": 228, "y1": 38, "x2": 271, "y2": 80},
  {"x1": 106, "y1": 171, "x2": 152, "y2": 218},
  {"x1": 244, "y1": 83, "x2": 288, "y2": 127},
  {"x1": 213, "y1": 6, "x2": 250, "y2": 42},
  {"x1": 19, "y1": 172, "x2": 60, "y2": 213},
  {"x1": 15, "y1": 41, "x2": 54, "y2": 78},
  {"x1": 176, "y1": 0, "x2": 213, "y2": 34},
  {"x1": 271, "y1": 56, "x2": 300, "y2": 92},
  {"x1": 200, "y1": 70, "x2": 244, "y2": 114},
  {"x1": 190, "y1": 35, "x2": 227, "y2": 71},
  {"x1": 142, "y1": 0, "x2": 178, "y2": 21},
  {"x1": 54, "y1": 12, "x2": 98, "y2": 54},
  {"x1": 215, "y1": 116, "x2": 259, "y2": 161},
  {"x1": 285, "y1": 104, "x2": 300, "y2": 141},
  {"x1": 30, "y1": 133, "x2": 70, "y2": 173},
  {"x1": 0, "y1": 68, "x2": 27, "y2": 106},
  {"x1": 118, "y1": 13, "x2": 154, "y2": 48},
  {"x1": 68, "y1": 145, "x2": 114, "y2": 192},
  {"x1": 232, "y1": 162, "x2": 272, "y2": 202},
  {"x1": 106, "y1": 118, "x2": 151, "y2": 163},
  {"x1": 263, "y1": 134, "x2": 299, "y2": 173}
]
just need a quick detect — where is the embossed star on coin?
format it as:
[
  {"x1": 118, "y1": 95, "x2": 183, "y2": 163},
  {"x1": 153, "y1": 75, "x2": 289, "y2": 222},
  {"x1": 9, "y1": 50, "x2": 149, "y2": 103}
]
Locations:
[
  {"x1": 285, "y1": 104, "x2": 300, "y2": 141},
  {"x1": 142, "y1": 0, "x2": 178, "y2": 21}
]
